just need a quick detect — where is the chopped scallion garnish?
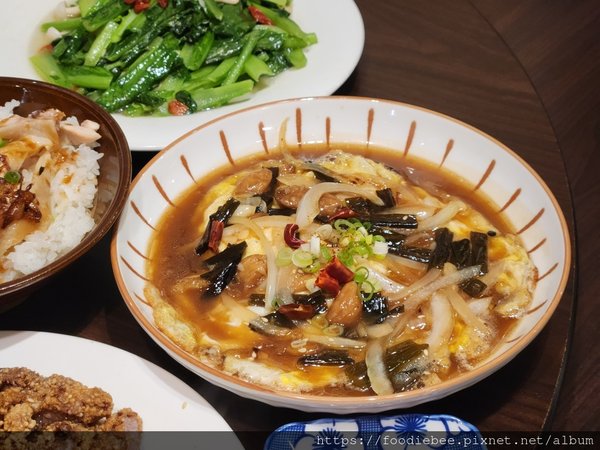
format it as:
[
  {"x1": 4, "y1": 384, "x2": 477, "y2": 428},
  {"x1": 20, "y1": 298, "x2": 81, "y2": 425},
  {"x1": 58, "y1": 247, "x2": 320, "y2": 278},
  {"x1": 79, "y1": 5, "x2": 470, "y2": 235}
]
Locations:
[
  {"x1": 320, "y1": 245, "x2": 333, "y2": 263},
  {"x1": 292, "y1": 249, "x2": 313, "y2": 268},
  {"x1": 334, "y1": 219, "x2": 356, "y2": 231},
  {"x1": 353, "y1": 267, "x2": 369, "y2": 283},
  {"x1": 3, "y1": 171, "x2": 21, "y2": 185},
  {"x1": 276, "y1": 247, "x2": 293, "y2": 267},
  {"x1": 303, "y1": 261, "x2": 321, "y2": 274}
]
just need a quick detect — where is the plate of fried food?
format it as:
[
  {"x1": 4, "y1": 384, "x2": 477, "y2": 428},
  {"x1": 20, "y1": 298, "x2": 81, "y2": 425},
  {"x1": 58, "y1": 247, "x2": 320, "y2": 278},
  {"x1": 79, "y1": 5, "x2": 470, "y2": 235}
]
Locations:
[{"x1": 0, "y1": 330, "x2": 242, "y2": 446}]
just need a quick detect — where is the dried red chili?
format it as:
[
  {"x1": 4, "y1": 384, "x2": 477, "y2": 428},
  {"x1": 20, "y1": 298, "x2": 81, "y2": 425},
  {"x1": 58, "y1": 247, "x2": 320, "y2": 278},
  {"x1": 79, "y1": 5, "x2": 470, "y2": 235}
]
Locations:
[
  {"x1": 327, "y1": 208, "x2": 358, "y2": 222},
  {"x1": 133, "y1": 0, "x2": 150, "y2": 13},
  {"x1": 157, "y1": 0, "x2": 168, "y2": 8},
  {"x1": 168, "y1": 100, "x2": 188, "y2": 116},
  {"x1": 315, "y1": 270, "x2": 341, "y2": 296},
  {"x1": 325, "y1": 257, "x2": 354, "y2": 284},
  {"x1": 284, "y1": 223, "x2": 305, "y2": 249},
  {"x1": 208, "y1": 221, "x2": 224, "y2": 252},
  {"x1": 248, "y1": 6, "x2": 273, "y2": 25}
]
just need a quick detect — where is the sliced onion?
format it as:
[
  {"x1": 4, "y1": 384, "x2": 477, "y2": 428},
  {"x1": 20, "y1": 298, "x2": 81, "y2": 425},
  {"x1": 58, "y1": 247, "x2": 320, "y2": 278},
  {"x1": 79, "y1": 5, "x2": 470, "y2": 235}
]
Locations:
[
  {"x1": 253, "y1": 215, "x2": 296, "y2": 229},
  {"x1": 233, "y1": 204, "x2": 257, "y2": 218},
  {"x1": 277, "y1": 173, "x2": 318, "y2": 188},
  {"x1": 418, "y1": 200, "x2": 465, "y2": 231},
  {"x1": 356, "y1": 322, "x2": 369, "y2": 338},
  {"x1": 402, "y1": 266, "x2": 481, "y2": 311},
  {"x1": 229, "y1": 217, "x2": 278, "y2": 313},
  {"x1": 372, "y1": 241, "x2": 389, "y2": 256},
  {"x1": 240, "y1": 196, "x2": 262, "y2": 207},
  {"x1": 426, "y1": 292, "x2": 454, "y2": 353},
  {"x1": 386, "y1": 314, "x2": 411, "y2": 346},
  {"x1": 222, "y1": 224, "x2": 249, "y2": 239},
  {"x1": 388, "y1": 205, "x2": 437, "y2": 219},
  {"x1": 278, "y1": 118, "x2": 301, "y2": 164},
  {"x1": 302, "y1": 162, "x2": 342, "y2": 182},
  {"x1": 222, "y1": 295, "x2": 259, "y2": 323},
  {"x1": 305, "y1": 334, "x2": 367, "y2": 349},
  {"x1": 249, "y1": 317, "x2": 291, "y2": 337},
  {"x1": 297, "y1": 319, "x2": 325, "y2": 336},
  {"x1": 315, "y1": 224, "x2": 333, "y2": 239},
  {"x1": 444, "y1": 288, "x2": 488, "y2": 334},
  {"x1": 295, "y1": 182, "x2": 384, "y2": 228},
  {"x1": 394, "y1": 183, "x2": 421, "y2": 204},
  {"x1": 366, "y1": 322, "x2": 394, "y2": 338},
  {"x1": 365, "y1": 339, "x2": 394, "y2": 395},
  {"x1": 363, "y1": 262, "x2": 407, "y2": 295},
  {"x1": 386, "y1": 253, "x2": 428, "y2": 271},
  {"x1": 387, "y1": 268, "x2": 441, "y2": 304},
  {"x1": 275, "y1": 264, "x2": 294, "y2": 305},
  {"x1": 310, "y1": 236, "x2": 321, "y2": 256}
]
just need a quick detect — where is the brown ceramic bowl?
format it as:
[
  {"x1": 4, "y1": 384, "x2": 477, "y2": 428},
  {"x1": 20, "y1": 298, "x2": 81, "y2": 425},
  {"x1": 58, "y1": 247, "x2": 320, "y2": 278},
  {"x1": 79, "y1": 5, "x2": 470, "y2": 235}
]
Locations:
[{"x1": 0, "y1": 77, "x2": 131, "y2": 311}]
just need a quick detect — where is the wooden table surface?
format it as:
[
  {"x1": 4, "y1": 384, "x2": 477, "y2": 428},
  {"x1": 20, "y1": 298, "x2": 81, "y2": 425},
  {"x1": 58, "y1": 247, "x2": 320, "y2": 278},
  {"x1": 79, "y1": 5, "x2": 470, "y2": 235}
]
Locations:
[{"x1": 2, "y1": 0, "x2": 598, "y2": 444}]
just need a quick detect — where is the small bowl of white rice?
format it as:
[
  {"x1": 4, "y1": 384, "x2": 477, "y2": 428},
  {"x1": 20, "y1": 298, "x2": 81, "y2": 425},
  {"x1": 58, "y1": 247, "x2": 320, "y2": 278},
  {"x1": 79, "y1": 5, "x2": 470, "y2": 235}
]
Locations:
[{"x1": 0, "y1": 77, "x2": 131, "y2": 310}]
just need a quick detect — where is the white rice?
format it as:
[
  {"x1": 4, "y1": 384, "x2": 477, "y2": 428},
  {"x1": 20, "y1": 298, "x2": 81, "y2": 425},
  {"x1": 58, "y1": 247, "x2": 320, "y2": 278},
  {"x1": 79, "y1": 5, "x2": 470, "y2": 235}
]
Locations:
[
  {"x1": 0, "y1": 100, "x2": 20, "y2": 120},
  {"x1": 0, "y1": 101, "x2": 103, "y2": 282}
]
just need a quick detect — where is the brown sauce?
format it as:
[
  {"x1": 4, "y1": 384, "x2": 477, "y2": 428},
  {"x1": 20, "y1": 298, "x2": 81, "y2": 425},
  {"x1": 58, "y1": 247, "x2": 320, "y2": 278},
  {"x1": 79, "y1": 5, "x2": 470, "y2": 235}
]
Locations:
[{"x1": 148, "y1": 144, "x2": 531, "y2": 396}]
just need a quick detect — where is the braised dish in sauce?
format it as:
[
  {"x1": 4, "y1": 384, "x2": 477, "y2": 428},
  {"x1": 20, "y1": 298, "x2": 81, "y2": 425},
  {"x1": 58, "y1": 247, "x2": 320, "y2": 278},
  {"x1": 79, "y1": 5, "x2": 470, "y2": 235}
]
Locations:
[{"x1": 145, "y1": 147, "x2": 537, "y2": 396}]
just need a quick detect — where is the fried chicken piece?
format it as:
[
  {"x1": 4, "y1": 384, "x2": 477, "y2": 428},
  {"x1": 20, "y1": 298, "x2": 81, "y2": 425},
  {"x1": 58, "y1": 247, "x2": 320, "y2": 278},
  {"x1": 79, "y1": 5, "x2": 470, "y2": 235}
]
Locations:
[
  {"x1": 42, "y1": 420, "x2": 90, "y2": 432},
  {"x1": 0, "y1": 387, "x2": 28, "y2": 416},
  {"x1": 38, "y1": 374, "x2": 113, "y2": 426},
  {"x1": 0, "y1": 368, "x2": 142, "y2": 432},
  {"x1": 3, "y1": 403, "x2": 36, "y2": 431},
  {"x1": 99, "y1": 408, "x2": 143, "y2": 432},
  {"x1": 0, "y1": 367, "x2": 43, "y2": 389}
]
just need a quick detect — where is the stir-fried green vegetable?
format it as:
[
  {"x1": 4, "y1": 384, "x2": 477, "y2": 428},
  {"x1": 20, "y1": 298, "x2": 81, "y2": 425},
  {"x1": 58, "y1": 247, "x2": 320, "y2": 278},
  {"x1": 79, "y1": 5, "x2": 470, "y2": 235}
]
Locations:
[{"x1": 32, "y1": 0, "x2": 315, "y2": 116}]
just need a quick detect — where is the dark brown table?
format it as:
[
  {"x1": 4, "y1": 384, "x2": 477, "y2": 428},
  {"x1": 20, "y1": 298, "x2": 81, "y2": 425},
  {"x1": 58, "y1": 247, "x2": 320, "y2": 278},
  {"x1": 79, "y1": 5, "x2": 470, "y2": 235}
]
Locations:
[{"x1": 3, "y1": 0, "x2": 599, "y2": 446}]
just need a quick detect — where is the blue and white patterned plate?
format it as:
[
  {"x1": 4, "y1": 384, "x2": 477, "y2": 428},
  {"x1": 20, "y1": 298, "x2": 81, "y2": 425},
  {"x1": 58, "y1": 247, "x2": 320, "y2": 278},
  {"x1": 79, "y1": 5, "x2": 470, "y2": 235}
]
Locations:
[{"x1": 264, "y1": 414, "x2": 486, "y2": 450}]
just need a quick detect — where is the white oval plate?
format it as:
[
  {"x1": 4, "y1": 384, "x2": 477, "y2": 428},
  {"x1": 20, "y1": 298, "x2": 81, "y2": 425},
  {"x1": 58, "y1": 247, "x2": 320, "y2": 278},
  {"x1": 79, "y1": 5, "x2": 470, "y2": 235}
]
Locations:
[
  {"x1": 0, "y1": 0, "x2": 364, "y2": 151},
  {"x1": 0, "y1": 330, "x2": 239, "y2": 440}
]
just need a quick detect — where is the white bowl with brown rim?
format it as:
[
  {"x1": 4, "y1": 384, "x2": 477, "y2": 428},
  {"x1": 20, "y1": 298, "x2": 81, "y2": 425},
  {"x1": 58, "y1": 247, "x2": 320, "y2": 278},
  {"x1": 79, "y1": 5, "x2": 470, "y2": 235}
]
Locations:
[{"x1": 111, "y1": 96, "x2": 570, "y2": 413}]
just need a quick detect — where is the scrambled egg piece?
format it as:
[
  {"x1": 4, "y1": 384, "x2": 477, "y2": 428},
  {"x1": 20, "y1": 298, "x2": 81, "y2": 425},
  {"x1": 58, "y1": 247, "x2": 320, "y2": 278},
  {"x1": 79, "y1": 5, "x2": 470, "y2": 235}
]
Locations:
[
  {"x1": 489, "y1": 235, "x2": 537, "y2": 318},
  {"x1": 317, "y1": 150, "x2": 406, "y2": 188},
  {"x1": 223, "y1": 357, "x2": 343, "y2": 393},
  {"x1": 449, "y1": 321, "x2": 493, "y2": 370}
]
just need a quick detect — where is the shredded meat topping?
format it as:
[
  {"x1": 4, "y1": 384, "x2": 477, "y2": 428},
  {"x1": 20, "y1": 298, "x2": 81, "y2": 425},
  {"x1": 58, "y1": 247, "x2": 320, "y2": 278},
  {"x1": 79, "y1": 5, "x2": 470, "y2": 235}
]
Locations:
[{"x1": 0, "y1": 180, "x2": 42, "y2": 229}]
